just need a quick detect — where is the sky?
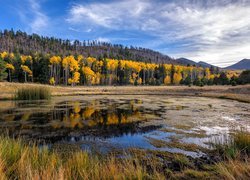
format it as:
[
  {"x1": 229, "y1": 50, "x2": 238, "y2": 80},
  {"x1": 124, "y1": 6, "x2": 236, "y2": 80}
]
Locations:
[{"x1": 1, "y1": 0, "x2": 250, "y2": 67}]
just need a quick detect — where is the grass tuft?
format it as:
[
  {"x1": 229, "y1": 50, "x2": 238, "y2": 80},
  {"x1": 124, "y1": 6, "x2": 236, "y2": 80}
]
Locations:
[
  {"x1": 212, "y1": 130, "x2": 250, "y2": 159},
  {"x1": 15, "y1": 87, "x2": 51, "y2": 100}
]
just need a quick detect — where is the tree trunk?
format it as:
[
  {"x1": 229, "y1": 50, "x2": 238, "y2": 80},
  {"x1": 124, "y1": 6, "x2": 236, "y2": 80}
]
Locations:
[
  {"x1": 24, "y1": 72, "x2": 27, "y2": 83},
  {"x1": 8, "y1": 69, "x2": 11, "y2": 82}
]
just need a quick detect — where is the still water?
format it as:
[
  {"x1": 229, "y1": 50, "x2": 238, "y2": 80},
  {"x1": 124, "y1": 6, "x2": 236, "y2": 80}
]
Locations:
[{"x1": 0, "y1": 95, "x2": 249, "y2": 157}]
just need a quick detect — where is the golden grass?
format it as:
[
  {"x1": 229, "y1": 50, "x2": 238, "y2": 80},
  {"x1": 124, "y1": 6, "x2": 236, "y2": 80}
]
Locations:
[
  {"x1": 216, "y1": 159, "x2": 250, "y2": 180},
  {"x1": 1, "y1": 135, "x2": 250, "y2": 179},
  {"x1": 0, "y1": 136, "x2": 164, "y2": 180},
  {"x1": 1, "y1": 82, "x2": 250, "y2": 102}
]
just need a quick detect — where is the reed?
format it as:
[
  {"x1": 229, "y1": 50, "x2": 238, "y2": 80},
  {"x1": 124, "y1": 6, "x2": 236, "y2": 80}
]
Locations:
[
  {"x1": 1, "y1": 131, "x2": 250, "y2": 179},
  {"x1": 212, "y1": 130, "x2": 250, "y2": 159},
  {"x1": 0, "y1": 136, "x2": 163, "y2": 179},
  {"x1": 15, "y1": 87, "x2": 51, "y2": 100}
]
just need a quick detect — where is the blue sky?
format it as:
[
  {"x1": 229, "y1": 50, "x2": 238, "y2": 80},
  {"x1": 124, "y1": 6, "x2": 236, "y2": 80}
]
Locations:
[{"x1": 1, "y1": 0, "x2": 250, "y2": 67}]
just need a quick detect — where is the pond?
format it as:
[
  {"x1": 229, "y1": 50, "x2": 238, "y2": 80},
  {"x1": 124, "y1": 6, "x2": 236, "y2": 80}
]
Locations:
[{"x1": 0, "y1": 95, "x2": 250, "y2": 157}]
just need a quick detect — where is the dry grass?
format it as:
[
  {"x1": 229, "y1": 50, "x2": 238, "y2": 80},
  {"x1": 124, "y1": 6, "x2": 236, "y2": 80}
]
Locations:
[
  {"x1": 0, "y1": 136, "x2": 164, "y2": 180},
  {"x1": 1, "y1": 135, "x2": 250, "y2": 179},
  {"x1": 216, "y1": 159, "x2": 250, "y2": 180},
  {"x1": 1, "y1": 82, "x2": 250, "y2": 102}
]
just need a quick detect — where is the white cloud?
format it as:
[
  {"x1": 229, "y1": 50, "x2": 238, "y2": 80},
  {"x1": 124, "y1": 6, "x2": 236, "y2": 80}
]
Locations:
[
  {"x1": 69, "y1": 27, "x2": 81, "y2": 32},
  {"x1": 28, "y1": 0, "x2": 48, "y2": 32},
  {"x1": 66, "y1": 0, "x2": 150, "y2": 29},
  {"x1": 67, "y1": 0, "x2": 250, "y2": 67},
  {"x1": 17, "y1": 0, "x2": 49, "y2": 33},
  {"x1": 96, "y1": 37, "x2": 111, "y2": 43}
]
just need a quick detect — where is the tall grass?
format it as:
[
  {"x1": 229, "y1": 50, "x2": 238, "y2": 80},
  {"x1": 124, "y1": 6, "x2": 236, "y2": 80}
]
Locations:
[
  {"x1": 1, "y1": 131, "x2": 250, "y2": 179},
  {"x1": 15, "y1": 87, "x2": 51, "y2": 100},
  {"x1": 0, "y1": 136, "x2": 164, "y2": 179},
  {"x1": 212, "y1": 130, "x2": 250, "y2": 159}
]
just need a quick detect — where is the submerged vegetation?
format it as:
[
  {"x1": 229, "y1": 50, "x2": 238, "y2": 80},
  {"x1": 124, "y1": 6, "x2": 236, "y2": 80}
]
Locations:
[
  {"x1": 0, "y1": 131, "x2": 249, "y2": 179},
  {"x1": 15, "y1": 87, "x2": 51, "y2": 100}
]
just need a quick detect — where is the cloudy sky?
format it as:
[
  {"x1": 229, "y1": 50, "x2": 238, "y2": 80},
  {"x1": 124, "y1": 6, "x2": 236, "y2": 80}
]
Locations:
[{"x1": 1, "y1": 0, "x2": 250, "y2": 67}]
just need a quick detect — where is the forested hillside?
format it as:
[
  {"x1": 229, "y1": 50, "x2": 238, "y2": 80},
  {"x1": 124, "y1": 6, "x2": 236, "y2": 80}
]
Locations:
[
  {"x1": 0, "y1": 29, "x2": 175, "y2": 64},
  {"x1": 0, "y1": 29, "x2": 247, "y2": 86},
  {"x1": 0, "y1": 51, "x2": 243, "y2": 86}
]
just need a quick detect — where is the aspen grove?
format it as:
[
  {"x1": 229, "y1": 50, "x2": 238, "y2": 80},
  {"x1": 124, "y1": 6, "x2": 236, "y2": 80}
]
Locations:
[{"x1": 0, "y1": 51, "x2": 240, "y2": 86}]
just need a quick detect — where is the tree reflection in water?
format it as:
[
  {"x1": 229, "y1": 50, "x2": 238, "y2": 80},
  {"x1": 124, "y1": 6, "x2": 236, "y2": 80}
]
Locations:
[{"x1": 0, "y1": 99, "x2": 161, "y2": 142}]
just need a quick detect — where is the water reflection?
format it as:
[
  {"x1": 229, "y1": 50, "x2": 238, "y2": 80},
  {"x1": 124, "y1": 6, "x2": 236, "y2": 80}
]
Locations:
[
  {"x1": 0, "y1": 95, "x2": 249, "y2": 157},
  {"x1": 0, "y1": 99, "x2": 161, "y2": 141}
]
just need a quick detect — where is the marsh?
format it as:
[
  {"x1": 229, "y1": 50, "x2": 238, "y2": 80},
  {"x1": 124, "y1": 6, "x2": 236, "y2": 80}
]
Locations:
[{"x1": 0, "y1": 95, "x2": 249, "y2": 157}]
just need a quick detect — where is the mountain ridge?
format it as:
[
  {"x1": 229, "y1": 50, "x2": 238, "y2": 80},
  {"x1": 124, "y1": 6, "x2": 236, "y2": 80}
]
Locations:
[
  {"x1": 176, "y1": 58, "x2": 218, "y2": 68},
  {"x1": 225, "y1": 59, "x2": 250, "y2": 70}
]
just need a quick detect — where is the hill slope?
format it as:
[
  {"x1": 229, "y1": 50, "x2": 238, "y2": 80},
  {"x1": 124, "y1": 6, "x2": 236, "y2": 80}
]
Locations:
[
  {"x1": 0, "y1": 29, "x2": 176, "y2": 64},
  {"x1": 225, "y1": 59, "x2": 250, "y2": 70},
  {"x1": 176, "y1": 58, "x2": 217, "y2": 68}
]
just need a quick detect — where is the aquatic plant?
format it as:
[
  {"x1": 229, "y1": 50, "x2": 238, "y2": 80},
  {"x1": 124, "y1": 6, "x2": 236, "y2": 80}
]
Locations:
[
  {"x1": 212, "y1": 130, "x2": 250, "y2": 159},
  {"x1": 15, "y1": 87, "x2": 51, "y2": 100}
]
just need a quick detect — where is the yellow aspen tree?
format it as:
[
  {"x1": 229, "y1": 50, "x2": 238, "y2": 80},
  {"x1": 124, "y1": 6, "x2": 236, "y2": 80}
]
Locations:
[
  {"x1": 173, "y1": 72, "x2": 182, "y2": 84},
  {"x1": 71, "y1": 72, "x2": 80, "y2": 86},
  {"x1": 94, "y1": 72, "x2": 101, "y2": 85},
  {"x1": 21, "y1": 65, "x2": 32, "y2": 82},
  {"x1": 62, "y1": 56, "x2": 73, "y2": 85},
  {"x1": 77, "y1": 55, "x2": 83, "y2": 62},
  {"x1": 82, "y1": 66, "x2": 95, "y2": 85},
  {"x1": 69, "y1": 56, "x2": 79, "y2": 72},
  {"x1": 5, "y1": 63, "x2": 15, "y2": 82},
  {"x1": 164, "y1": 75, "x2": 171, "y2": 85},
  {"x1": 49, "y1": 56, "x2": 61, "y2": 84},
  {"x1": 0, "y1": 51, "x2": 8, "y2": 59},
  {"x1": 20, "y1": 55, "x2": 33, "y2": 82},
  {"x1": 49, "y1": 77, "x2": 55, "y2": 86},
  {"x1": 137, "y1": 78, "x2": 142, "y2": 85},
  {"x1": 9, "y1": 53, "x2": 15, "y2": 60},
  {"x1": 205, "y1": 68, "x2": 210, "y2": 79}
]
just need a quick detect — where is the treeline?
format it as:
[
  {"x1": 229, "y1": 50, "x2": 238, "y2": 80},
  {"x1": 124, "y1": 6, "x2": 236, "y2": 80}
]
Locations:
[
  {"x1": 1, "y1": 51, "x2": 248, "y2": 86},
  {"x1": 0, "y1": 29, "x2": 175, "y2": 64}
]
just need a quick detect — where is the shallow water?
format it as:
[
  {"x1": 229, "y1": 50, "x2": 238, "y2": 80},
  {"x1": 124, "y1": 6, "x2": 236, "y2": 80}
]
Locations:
[{"x1": 0, "y1": 95, "x2": 249, "y2": 157}]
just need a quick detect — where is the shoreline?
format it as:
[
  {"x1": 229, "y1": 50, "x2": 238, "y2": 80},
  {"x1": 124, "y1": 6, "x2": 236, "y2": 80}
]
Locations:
[{"x1": 1, "y1": 82, "x2": 250, "y2": 103}]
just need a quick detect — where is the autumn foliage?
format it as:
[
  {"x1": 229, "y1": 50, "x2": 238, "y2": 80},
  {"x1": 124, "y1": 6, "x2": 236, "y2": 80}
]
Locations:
[{"x1": 0, "y1": 51, "x2": 243, "y2": 86}]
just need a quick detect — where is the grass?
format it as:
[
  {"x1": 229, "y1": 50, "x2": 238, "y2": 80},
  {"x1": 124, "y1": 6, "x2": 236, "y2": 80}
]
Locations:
[
  {"x1": 15, "y1": 87, "x2": 51, "y2": 100},
  {"x1": 0, "y1": 134, "x2": 250, "y2": 179},
  {"x1": 147, "y1": 137, "x2": 207, "y2": 153},
  {"x1": 0, "y1": 136, "x2": 164, "y2": 179},
  {"x1": 212, "y1": 130, "x2": 250, "y2": 159},
  {"x1": 215, "y1": 159, "x2": 250, "y2": 180},
  {"x1": 160, "y1": 128, "x2": 207, "y2": 138},
  {"x1": 0, "y1": 82, "x2": 250, "y2": 102}
]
